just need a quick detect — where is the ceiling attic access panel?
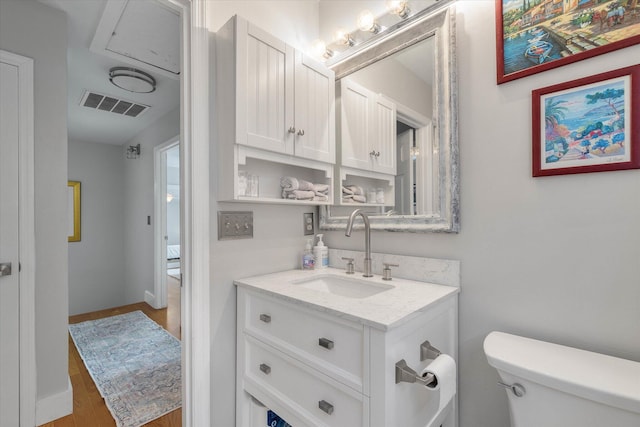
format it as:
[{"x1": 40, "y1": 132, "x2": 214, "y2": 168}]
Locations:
[{"x1": 90, "y1": 0, "x2": 180, "y2": 79}]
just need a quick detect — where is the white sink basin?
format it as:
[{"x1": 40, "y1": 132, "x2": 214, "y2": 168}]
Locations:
[{"x1": 292, "y1": 274, "x2": 394, "y2": 299}]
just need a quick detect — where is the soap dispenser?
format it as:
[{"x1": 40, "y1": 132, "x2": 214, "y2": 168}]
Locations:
[
  {"x1": 302, "y1": 239, "x2": 315, "y2": 270},
  {"x1": 314, "y1": 234, "x2": 329, "y2": 269}
]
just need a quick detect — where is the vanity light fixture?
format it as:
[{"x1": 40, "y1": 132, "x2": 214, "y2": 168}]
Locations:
[
  {"x1": 386, "y1": 0, "x2": 411, "y2": 19},
  {"x1": 126, "y1": 143, "x2": 141, "y2": 159},
  {"x1": 109, "y1": 67, "x2": 156, "y2": 93},
  {"x1": 334, "y1": 28, "x2": 355, "y2": 47},
  {"x1": 357, "y1": 10, "x2": 381, "y2": 34}
]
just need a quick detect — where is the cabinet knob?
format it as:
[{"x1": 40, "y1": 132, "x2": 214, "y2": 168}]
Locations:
[
  {"x1": 288, "y1": 126, "x2": 296, "y2": 134},
  {"x1": 318, "y1": 400, "x2": 334, "y2": 415},
  {"x1": 259, "y1": 363, "x2": 271, "y2": 375},
  {"x1": 318, "y1": 337, "x2": 334, "y2": 350},
  {"x1": 297, "y1": 129, "x2": 305, "y2": 136},
  {"x1": 369, "y1": 150, "x2": 380, "y2": 157},
  {"x1": 259, "y1": 314, "x2": 271, "y2": 323}
]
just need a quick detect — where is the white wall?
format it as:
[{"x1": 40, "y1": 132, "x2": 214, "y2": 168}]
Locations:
[
  {"x1": 123, "y1": 108, "x2": 180, "y2": 304},
  {"x1": 68, "y1": 140, "x2": 127, "y2": 315},
  {"x1": 0, "y1": 0, "x2": 69, "y2": 406},
  {"x1": 207, "y1": 2, "x2": 320, "y2": 425},
  {"x1": 322, "y1": 2, "x2": 640, "y2": 426}
]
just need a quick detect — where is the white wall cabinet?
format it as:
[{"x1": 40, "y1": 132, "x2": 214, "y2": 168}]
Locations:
[
  {"x1": 338, "y1": 78, "x2": 396, "y2": 175},
  {"x1": 216, "y1": 15, "x2": 335, "y2": 203},
  {"x1": 236, "y1": 287, "x2": 458, "y2": 427}
]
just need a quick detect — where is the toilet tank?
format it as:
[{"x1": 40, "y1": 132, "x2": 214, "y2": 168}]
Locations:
[{"x1": 484, "y1": 332, "x2": 640, "y2": 427}]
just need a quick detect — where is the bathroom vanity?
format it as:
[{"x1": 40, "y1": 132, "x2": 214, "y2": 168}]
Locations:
[{"x1": 234, "y1": 266, "x2": 459, "y2": 427}]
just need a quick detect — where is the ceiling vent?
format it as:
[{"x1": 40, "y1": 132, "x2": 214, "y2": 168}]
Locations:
[{"x1": 79, "y1": 90, "x2": 150, "y2": 118}]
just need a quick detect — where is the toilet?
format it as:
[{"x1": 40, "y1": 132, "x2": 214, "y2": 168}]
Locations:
[{"x1": 483, "y1": 331, "x2": 640, "y2": 427}]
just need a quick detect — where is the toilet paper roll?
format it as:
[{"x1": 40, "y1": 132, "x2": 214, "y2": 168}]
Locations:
[
  {"x1": 420, "y1": 354, "x2": 456, "y2": 396},
  {"x1": 420, "y1": 354, "x2": 457, "y2": 427}
]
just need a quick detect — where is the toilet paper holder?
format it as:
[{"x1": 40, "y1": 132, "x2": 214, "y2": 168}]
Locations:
[
  {"x1": 395, "y1": 359, "x2": 437, "y2": 387},
  {"x1": 395, "y1": 341, "x2": 442, "y2": 387}
]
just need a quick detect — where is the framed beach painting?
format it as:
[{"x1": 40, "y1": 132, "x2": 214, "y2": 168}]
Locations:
[
  {"x1": 496, "y1": 0, "x2": 640, "y2": 84},
  {"x1": 532, "y1": 64, "x2": 639, "y2": 176}
]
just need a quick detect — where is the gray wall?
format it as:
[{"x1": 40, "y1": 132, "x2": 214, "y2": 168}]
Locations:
[
  {"x1": 123, "y1": 108, "x2": 180, "y2": 304},
  {"x1": 322, "y1": 2, "x2": 640, "y2": 426},
  {"x1": 68, "y1": 140, "x2": 126, "y2": 315},
  {"x1": 0, "y1": 0, "x2": 69, "y2": 403}
]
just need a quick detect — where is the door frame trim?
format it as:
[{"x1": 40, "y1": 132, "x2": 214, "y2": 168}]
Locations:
[
  {"x1": 1, "y1": 49, "x2": 36, "y2": 427},
  {"x1": 163, "y1": 0, "x2": 211, "y2": 425},
  {"x1": 153, "y1": 136, "x2": 180, "y2": 309}
]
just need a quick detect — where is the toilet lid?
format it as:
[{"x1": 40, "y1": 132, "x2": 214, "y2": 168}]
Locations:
[{"x1": 484, "y1": 331, "x2": 640, "y2": 414}]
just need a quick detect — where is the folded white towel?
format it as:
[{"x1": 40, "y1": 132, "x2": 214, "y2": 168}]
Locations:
[
  {"x1": 283, "y1": 189, "x2": 315, "y2": 200},
  {"x1": 342, "y1": 194, "x2": 366, "y2": 203},
  {"x1": 313, "y1": 194, "x2": 328, "y2": 202},
  {"x1": 313, "y1": 183, "x2": 329, "y2": 194},
  {"x1": 343, "y1": 185, "x2": 364, "y2": 195},
  {"x1": 280, "y1": 176, "x2": 314, "y2": 191}
]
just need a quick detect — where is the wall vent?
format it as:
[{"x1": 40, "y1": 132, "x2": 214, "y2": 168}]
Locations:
[{"x1": 79, "y1": 90, "x2": 150, "y2": 118}]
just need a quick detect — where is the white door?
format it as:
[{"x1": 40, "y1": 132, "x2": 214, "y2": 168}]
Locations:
[
  {"x1": 372, "y1": 95, "x2": 397, "y2": 175},
  {"x1": 340, "y1": 79, "x2": 372, "y2": 171},
  {"x1": 0, "y1": 58, "x2": 21, "y2": 427},
  {"x1": 293, "y1": 51, "x2": 335, "y2": 163},
  {"x1": 237, "y1": 18, "x2": 295, "y2": 154}
]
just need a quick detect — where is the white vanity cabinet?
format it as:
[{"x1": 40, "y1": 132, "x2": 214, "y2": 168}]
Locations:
[
  {"x1": 338, "y1": 78, "x2": 396, "y2": 175},
  {"x1": 235, "y1": 269, "x2": 458, "y2": 427},
  {"x1": 216, "y1": 15, "x2": 335, "y2": 203}
]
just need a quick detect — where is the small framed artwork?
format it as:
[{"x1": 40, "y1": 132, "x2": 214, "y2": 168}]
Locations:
[
  {"x1": 532, "y1": 64, "x2": 639, "y2": 177},
  {"x1": 496, "y1": 1, "x2": 640, "y2": 84},
  {"x1": 68, "y1": 181, "x2": 81, "y2": 242}
]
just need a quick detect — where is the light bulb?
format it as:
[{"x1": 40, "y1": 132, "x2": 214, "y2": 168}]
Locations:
[
  {"x1": 357, "y1": 10, "x2": 380, "y2": 33},
  {"x1": 310, "y1": 39, "x2": 333, "y2": 60},
  {"x1": 386, "y1": 0, "x2": 411, "y2": 18},
  {"x1": 334, "y1": 28, "x2": 355, "y2": 46},
  {"x1": 166, "y1": 193, "x2": 174, "y2": 203}
]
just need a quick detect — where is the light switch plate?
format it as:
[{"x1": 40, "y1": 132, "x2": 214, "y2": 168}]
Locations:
[
  {"x1": 303, "y1": 212, "x2": 314, "y2": 235},
  {"x1": 218, "y1": 211, "x2": 253, "y2": 240}
]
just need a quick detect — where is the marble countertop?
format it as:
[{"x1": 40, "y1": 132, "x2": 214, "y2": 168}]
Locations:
[{"x1": 234, "y1": 267, "x2": 459, "y2": 331}]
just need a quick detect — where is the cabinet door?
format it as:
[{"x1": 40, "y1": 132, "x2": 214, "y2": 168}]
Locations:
[
  {"x1": 237, "y1": 20, "x2": 295, "y2": 154},
  {"x1": 339, "y1": 79, "x2": 372, "y2": 171},
  {"x1": 294, "y1": 52, "x2": 335, "y2": 163},
  {"x1": 372, "y1": 95, "x2": 396, "y2": 174}
]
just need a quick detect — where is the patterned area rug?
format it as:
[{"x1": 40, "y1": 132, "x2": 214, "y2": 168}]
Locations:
[{"x1": 69, "y1": 311, "x2": 181, "y2": 427}]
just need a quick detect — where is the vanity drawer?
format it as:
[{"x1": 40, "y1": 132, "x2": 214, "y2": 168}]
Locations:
[
  {"x1": 241, "y1": 290, "x2": 366, "y2": 391},
  {"x1": 244, "y1": 335, "x2": 367, "y2": 427}
]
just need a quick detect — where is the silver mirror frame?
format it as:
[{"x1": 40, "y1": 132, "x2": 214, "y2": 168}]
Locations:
[{"x1": 319, "y1": 3, "x2": 459, "y2": 233}]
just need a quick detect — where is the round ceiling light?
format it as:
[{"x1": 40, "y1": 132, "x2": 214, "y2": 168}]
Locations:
[{"x1": 109, "y1": 67, "x2": 156, "y2": 93}]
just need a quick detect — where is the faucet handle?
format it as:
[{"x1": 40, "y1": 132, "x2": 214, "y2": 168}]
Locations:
[
  {"x1": 382, "y1": 262, "x2": 399, "y2": 281},
  {"x1": 341, "y1": 257, "x2": 355, "y2": 274}
]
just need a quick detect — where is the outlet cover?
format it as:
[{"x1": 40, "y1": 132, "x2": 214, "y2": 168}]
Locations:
[
  {"x1": 218, "y1": 211, "x2": 253, "y2": 240},
  {"x1": 303, "y1": 212, "x2": 314, "y2": 235}
]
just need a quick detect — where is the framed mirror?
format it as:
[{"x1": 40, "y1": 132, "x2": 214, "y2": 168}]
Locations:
[{"x1": 319, "y1": 2, "x2": 458, "y2": 233}]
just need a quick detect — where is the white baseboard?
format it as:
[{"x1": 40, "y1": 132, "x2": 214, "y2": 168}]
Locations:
[
  {"x1": 144, "y1": 290, "x2": 158, "y2": 308},
  {"x1": 35, "y1": 376, "x2": 73, "y2": 425}
]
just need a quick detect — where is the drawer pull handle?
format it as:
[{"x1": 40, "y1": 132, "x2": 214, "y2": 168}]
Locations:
[
  {"x1": 318, "y1": 400, "x2": 334, "y2": 415},
  {"x1": 259, "y1": 364, "x2": 271, "y2": 375},
  {"x1": 318, "y1": 337, "x2": 334, "y2": 350},
  {"x1": 259, "y1": 314, "x2": 271, "y2": 323}
]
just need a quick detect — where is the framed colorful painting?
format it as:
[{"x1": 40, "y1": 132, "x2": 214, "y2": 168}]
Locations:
[
  {"x1": 496, "y1": 0, "x2": 640, "y2": 84},
  {"x1": 532, "y1": 64, "x2": 639, "y2": 176}
]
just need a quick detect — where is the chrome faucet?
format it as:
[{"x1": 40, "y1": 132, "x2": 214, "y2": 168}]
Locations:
[{"x1": 345, "y1": 209, "x2": 372, "y2": 277}]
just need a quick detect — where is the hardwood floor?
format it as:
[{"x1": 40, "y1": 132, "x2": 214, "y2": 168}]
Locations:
[{"x1": 40, "y1": 277, "x2": 182, "y2": 427}]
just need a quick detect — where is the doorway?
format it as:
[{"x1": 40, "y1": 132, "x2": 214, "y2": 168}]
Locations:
[{"x1": 154, "y1": 137, "x2": 181, "y2": 319}]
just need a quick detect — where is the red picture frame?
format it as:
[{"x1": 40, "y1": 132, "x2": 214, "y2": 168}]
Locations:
[
  {"x1": 496, "y1": 0, "x2": 640, "y2": 84},
  {"x1": 532, "y1": 64, "x2": 639, "y2": 177}
]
